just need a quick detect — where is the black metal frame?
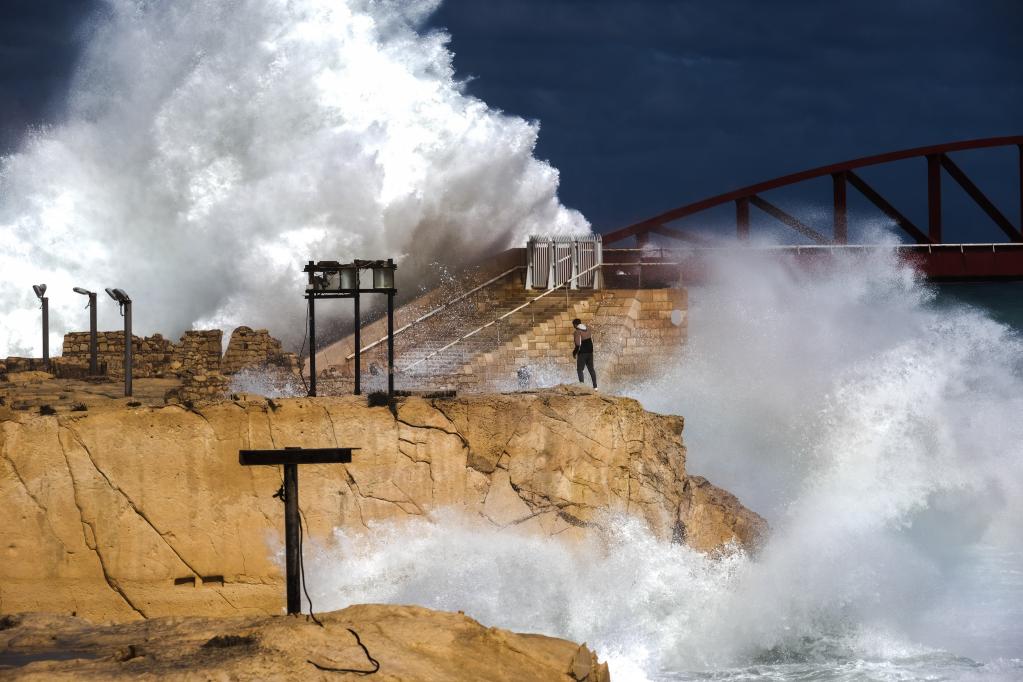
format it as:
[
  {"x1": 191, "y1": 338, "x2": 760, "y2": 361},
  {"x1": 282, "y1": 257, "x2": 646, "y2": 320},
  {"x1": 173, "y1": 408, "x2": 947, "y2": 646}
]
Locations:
[{"x1": 303, "y1": 259, "x2": 397, "y2": 397}]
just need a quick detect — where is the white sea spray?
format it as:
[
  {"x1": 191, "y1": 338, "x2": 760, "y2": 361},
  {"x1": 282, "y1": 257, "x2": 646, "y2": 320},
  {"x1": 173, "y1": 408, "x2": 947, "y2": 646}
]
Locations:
[
  {"x1": 302, "y1": 244, "x2": 1023, "y2": 680},
  {"x1": 0, "y1": 0, "x2": 587, "y2": 357}
]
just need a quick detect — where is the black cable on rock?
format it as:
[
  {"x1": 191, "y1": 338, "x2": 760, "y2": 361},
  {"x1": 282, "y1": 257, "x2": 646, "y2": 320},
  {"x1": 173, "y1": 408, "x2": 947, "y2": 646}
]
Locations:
[
  {"x1": 308, "y1": 627, "x2": 381, "y2": 675},
  {"x1": 272, "y1": 486, "x2": 379, "y2": 675},
  {"x1": 296, "y1": 507, "x2": 323, "y2": 628}
]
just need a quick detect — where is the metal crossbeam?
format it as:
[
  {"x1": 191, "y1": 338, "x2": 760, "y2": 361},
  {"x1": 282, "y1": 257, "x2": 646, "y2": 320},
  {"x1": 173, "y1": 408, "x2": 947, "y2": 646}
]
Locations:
[
  {"x1": 846, "y1": 170, "x2": 930, "y2": 244},
  {"x1": 939, "y1": 154, "x2": 1023, "y2": 242},
  {"x1": 240, "y1": 448, "x2": 355, "y2": 465},
  {"x1": 748, "y1": 195, "x2": 829, "y2": 244}
]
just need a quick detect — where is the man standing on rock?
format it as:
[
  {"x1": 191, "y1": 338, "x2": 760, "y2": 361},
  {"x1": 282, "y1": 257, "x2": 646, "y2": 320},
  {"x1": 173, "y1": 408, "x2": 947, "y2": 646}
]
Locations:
[{"x1": 572, "y1": 318, "x2": 597, "y2": 390}]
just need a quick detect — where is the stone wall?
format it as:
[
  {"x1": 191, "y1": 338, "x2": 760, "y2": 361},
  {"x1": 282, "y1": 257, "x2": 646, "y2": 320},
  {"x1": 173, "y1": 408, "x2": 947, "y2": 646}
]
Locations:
[
  {"x1": 164, "y1": 371, "x2": 231, "y2": 405},
  {"x1": 57, "y1": 328, "x2": 294, "y2": 382},
  {"x1": 222, "y1": 326, "x2": 300, "y2": 375},
  {"x1": 61, "y1": 331, "x2": 178, "y2": 378},
  {"x1": 0, "y1": 357, "x2": 48, "y2": 374},
  {"x1": 170, "y1": 330, "x2": 224, "y2": 373}
]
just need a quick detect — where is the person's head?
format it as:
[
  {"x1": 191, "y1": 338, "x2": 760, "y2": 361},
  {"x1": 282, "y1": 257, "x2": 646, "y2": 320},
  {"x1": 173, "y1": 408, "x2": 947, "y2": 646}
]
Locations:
[{"x1": 572, "y1": 318, "x2": 582, "y2": 328}]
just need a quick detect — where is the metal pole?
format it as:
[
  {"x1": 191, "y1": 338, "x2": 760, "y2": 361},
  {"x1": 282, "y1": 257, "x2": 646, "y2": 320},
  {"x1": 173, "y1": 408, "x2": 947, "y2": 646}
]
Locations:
[
  {"x1": 41, "y1": 297, "x2": 49, "y2": 371},
  {"x1": 283, "y1": 461, "x2": 300, "y2": 615},
  {"x1": 88, "y1": 293, "x2": 98, "y2": 375},
  {"x1": 928, "y1": 154, "x2": 942, "y2": 243},
  {"x1": 832, "y1": 172, "x2": 848, "y2": 244},
  {"x1": 736, "y1": 197, "x2": 751, "y2": 241},
  {"x1": 353, "y1": 286, "x2": 361, "y2": 396},
  {"x1": 123, "y1": 301, "x2": 133, "y2": 397},
  {"x1": 570, "y1": 240, "x2": 579, "y2": 290},
  {"x1": 308, "y1": 296, "x2": 316, "y2": 397},
  {"x1": 387, "y1": 290, "x2": 395, "y2": 397}
]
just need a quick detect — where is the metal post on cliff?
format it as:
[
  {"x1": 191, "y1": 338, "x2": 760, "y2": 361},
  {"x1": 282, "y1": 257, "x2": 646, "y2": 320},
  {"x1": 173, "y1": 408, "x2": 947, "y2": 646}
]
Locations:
[
  {"x1": 239, "y1": 446, "x2": 356, "y2": 615},
  {"x1": 282, "y1": 460, "x2": 300, "y2": 613}
]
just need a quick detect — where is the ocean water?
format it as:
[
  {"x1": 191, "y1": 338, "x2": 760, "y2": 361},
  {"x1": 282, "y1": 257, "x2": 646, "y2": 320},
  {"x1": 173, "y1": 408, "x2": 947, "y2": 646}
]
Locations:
[
  {"x1": 1, "y1": 1, "x2": 1019, "y2": 677},
  {"x1": 306, "y1": 246, "x2": 1023, "y2": 681}
]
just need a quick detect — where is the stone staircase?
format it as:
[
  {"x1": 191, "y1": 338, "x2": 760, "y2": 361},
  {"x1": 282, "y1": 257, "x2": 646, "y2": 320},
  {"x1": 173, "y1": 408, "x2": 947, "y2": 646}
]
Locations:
[
  {"x1": 318, "y1": 275, "x2": 687, "y2": 394},
  {"x1": 453, "y1": 288, "x2": 686, "y2": 392}
]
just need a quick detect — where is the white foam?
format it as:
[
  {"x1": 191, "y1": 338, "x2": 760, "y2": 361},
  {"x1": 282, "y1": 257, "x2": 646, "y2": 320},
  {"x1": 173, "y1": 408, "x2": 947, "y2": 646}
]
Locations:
[{"x1": 301, "y1": 241, "x2": 1023, "y2": 678}]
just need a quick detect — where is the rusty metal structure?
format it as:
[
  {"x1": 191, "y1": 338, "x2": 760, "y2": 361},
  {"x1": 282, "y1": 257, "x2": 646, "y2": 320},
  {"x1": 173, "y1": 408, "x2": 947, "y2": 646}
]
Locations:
[{"x1": 601, "y1": 136, "x2": 1023, "y2": 281}]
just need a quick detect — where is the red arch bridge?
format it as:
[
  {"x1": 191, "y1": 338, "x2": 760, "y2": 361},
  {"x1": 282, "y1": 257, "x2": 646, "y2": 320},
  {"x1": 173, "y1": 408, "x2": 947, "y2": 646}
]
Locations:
[{"x1": 599, "y1": 135, "x2": 1023, "y2": 282}]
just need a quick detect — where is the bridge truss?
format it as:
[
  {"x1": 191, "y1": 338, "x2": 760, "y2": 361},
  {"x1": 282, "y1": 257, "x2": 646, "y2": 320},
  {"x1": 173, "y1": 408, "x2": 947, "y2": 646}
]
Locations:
[{"x1": 601, "y1": 136, "x2": 1023, "y2": 281}]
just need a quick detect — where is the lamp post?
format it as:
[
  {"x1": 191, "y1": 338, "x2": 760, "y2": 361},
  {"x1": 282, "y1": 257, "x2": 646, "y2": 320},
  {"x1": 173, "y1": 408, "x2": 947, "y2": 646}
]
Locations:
[
  {"x1": 304, "y1": 259, "x2": 398, "y2": 397},
  {"x1": 32, "y1": 284, "x2": 48, "y2": 371},
  {"x1": 73, "y1": 287, "x2": 99, "y2": 375},
  {"x1": 105, "y1": 288, "x2": 132, "y2": 397}
]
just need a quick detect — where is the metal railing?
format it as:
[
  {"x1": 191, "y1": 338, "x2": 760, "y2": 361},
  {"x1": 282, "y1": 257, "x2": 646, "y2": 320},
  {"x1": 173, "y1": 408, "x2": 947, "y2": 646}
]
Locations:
[
  {"x1": 344, "y1": 266, "x2": 524, "y2": 361},
  {"x1": 402, "y1": 262, "x2": 603, "y2": 372},
  {"x1": 526, "y1": 235, "x2": 603, "y2": 290}
]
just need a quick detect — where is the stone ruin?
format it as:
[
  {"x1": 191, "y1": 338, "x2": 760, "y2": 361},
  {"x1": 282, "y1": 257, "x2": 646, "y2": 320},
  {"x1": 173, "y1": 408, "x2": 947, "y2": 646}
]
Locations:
[
  {"x1": 59, "y1": 330, "x2": 224, "y2": 379},
  {"x1": 166, "y1": 327, "x2": 301, "y2": 405},
  {"x1": 0, "y1": 326, "x2": 301, "y2": 405},
  {"x1": 221, "y1": 326, "x2": 301, "y2": 375}
]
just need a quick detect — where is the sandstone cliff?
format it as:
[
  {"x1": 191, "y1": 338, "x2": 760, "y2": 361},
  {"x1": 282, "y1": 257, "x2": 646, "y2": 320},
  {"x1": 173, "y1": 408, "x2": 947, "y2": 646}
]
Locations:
[
  {"x1": 0, "y1": 605, "x2": 610, "y2": 681},
  {"x1": 0, "y1": 386, "x2": 764, "y2": 621}
]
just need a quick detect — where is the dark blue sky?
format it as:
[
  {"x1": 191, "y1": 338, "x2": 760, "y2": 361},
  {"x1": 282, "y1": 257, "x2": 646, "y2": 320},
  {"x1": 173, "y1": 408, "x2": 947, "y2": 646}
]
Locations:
[{"x1": 2, "y1": 0, "x2": 1021, "y2": 242}]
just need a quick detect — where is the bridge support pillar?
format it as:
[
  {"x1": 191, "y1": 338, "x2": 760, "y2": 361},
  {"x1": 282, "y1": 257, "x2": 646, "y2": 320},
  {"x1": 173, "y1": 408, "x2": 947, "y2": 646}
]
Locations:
[
  {"x1": 1018, "y1": 144, "x2": 1022, "y2": 231},
  {"x1": 832, "y1": 172, "x2": 847, "y2": 244},
  {"x1": 736, "y1": 198, "x2": 750, "y2": 242},
  {"x1": 928, "y1": 154, "x2": 942, "y2": 243}
]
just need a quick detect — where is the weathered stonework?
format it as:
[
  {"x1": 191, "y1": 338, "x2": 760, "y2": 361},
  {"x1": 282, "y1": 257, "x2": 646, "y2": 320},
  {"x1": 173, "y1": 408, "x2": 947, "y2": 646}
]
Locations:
[
  {"x1": 163, "y1": 370, "x2": 231, "y2": 405},
  {"x1": 1, "y1": 357, "x2": 48, "y2": 374},
  {"x1": 60, "y1": 330, "x2": 222, "y2": 378},
  {"x1": 170, "y1": 330, "x2": 224, "y2": 373},
  {"x1": 222, "y1": 326, "x2": 300, "y2": 375},
  {"x1": 55, "y1": 328, "x2": 297, "y2": 384},
  {"x1": 314, "y1": 283, "x2": 687, "y2": 394}
]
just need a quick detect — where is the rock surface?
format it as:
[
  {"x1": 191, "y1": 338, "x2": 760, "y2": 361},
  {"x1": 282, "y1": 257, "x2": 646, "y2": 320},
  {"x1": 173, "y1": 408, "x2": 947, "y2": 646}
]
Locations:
[
  {"x1": 0, "y1": 386, "x2": 765, "y2": 621},
  {"x1": 0, "y1": 604, "x2": 610, "y2": 681}
]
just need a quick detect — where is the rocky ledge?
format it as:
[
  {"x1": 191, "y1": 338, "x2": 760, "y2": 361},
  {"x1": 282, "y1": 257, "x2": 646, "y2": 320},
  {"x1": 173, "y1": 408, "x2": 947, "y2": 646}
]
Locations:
[
  {"x1": 0, "y1": 385, "x2": 765, "y2": 621},
  {"x1": 0, "y1": 604, "x2": 610, "y2": 681}
]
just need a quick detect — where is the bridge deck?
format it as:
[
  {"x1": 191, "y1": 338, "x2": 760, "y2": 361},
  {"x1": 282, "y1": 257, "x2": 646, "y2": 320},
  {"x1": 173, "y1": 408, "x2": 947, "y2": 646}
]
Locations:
[{"x1": 604, "y1": 244, "x2": 1023, "y2": 283}]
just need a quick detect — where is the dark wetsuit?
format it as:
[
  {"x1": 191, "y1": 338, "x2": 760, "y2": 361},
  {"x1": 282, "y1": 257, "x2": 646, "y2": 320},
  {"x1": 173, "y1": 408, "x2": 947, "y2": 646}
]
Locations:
[{"x1": 574, "y1": 327, "x2": 597, "y2": 388}]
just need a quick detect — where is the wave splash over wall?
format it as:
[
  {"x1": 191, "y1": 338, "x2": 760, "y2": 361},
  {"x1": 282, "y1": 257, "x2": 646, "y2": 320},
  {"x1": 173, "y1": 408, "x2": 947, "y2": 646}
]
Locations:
[
  {"x1": 307, "y1": 246, "x2": 1023, "y2": 680},
  {"x1": 0, "y1": 0, "x2": 587, "y2": 357}
]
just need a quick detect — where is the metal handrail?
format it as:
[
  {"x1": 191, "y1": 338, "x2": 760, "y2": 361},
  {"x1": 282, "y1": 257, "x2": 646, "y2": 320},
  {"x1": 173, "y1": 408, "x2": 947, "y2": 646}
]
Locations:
[
  {"x1": 344, "y1": 266, "x2": 524, "y2": 361},
  {"x1": 605, "y1": 242, "x2": 1023, "y2": 253},
  {"x1": 402, "y1": 262, "x2": 603, "y2": 372}
]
